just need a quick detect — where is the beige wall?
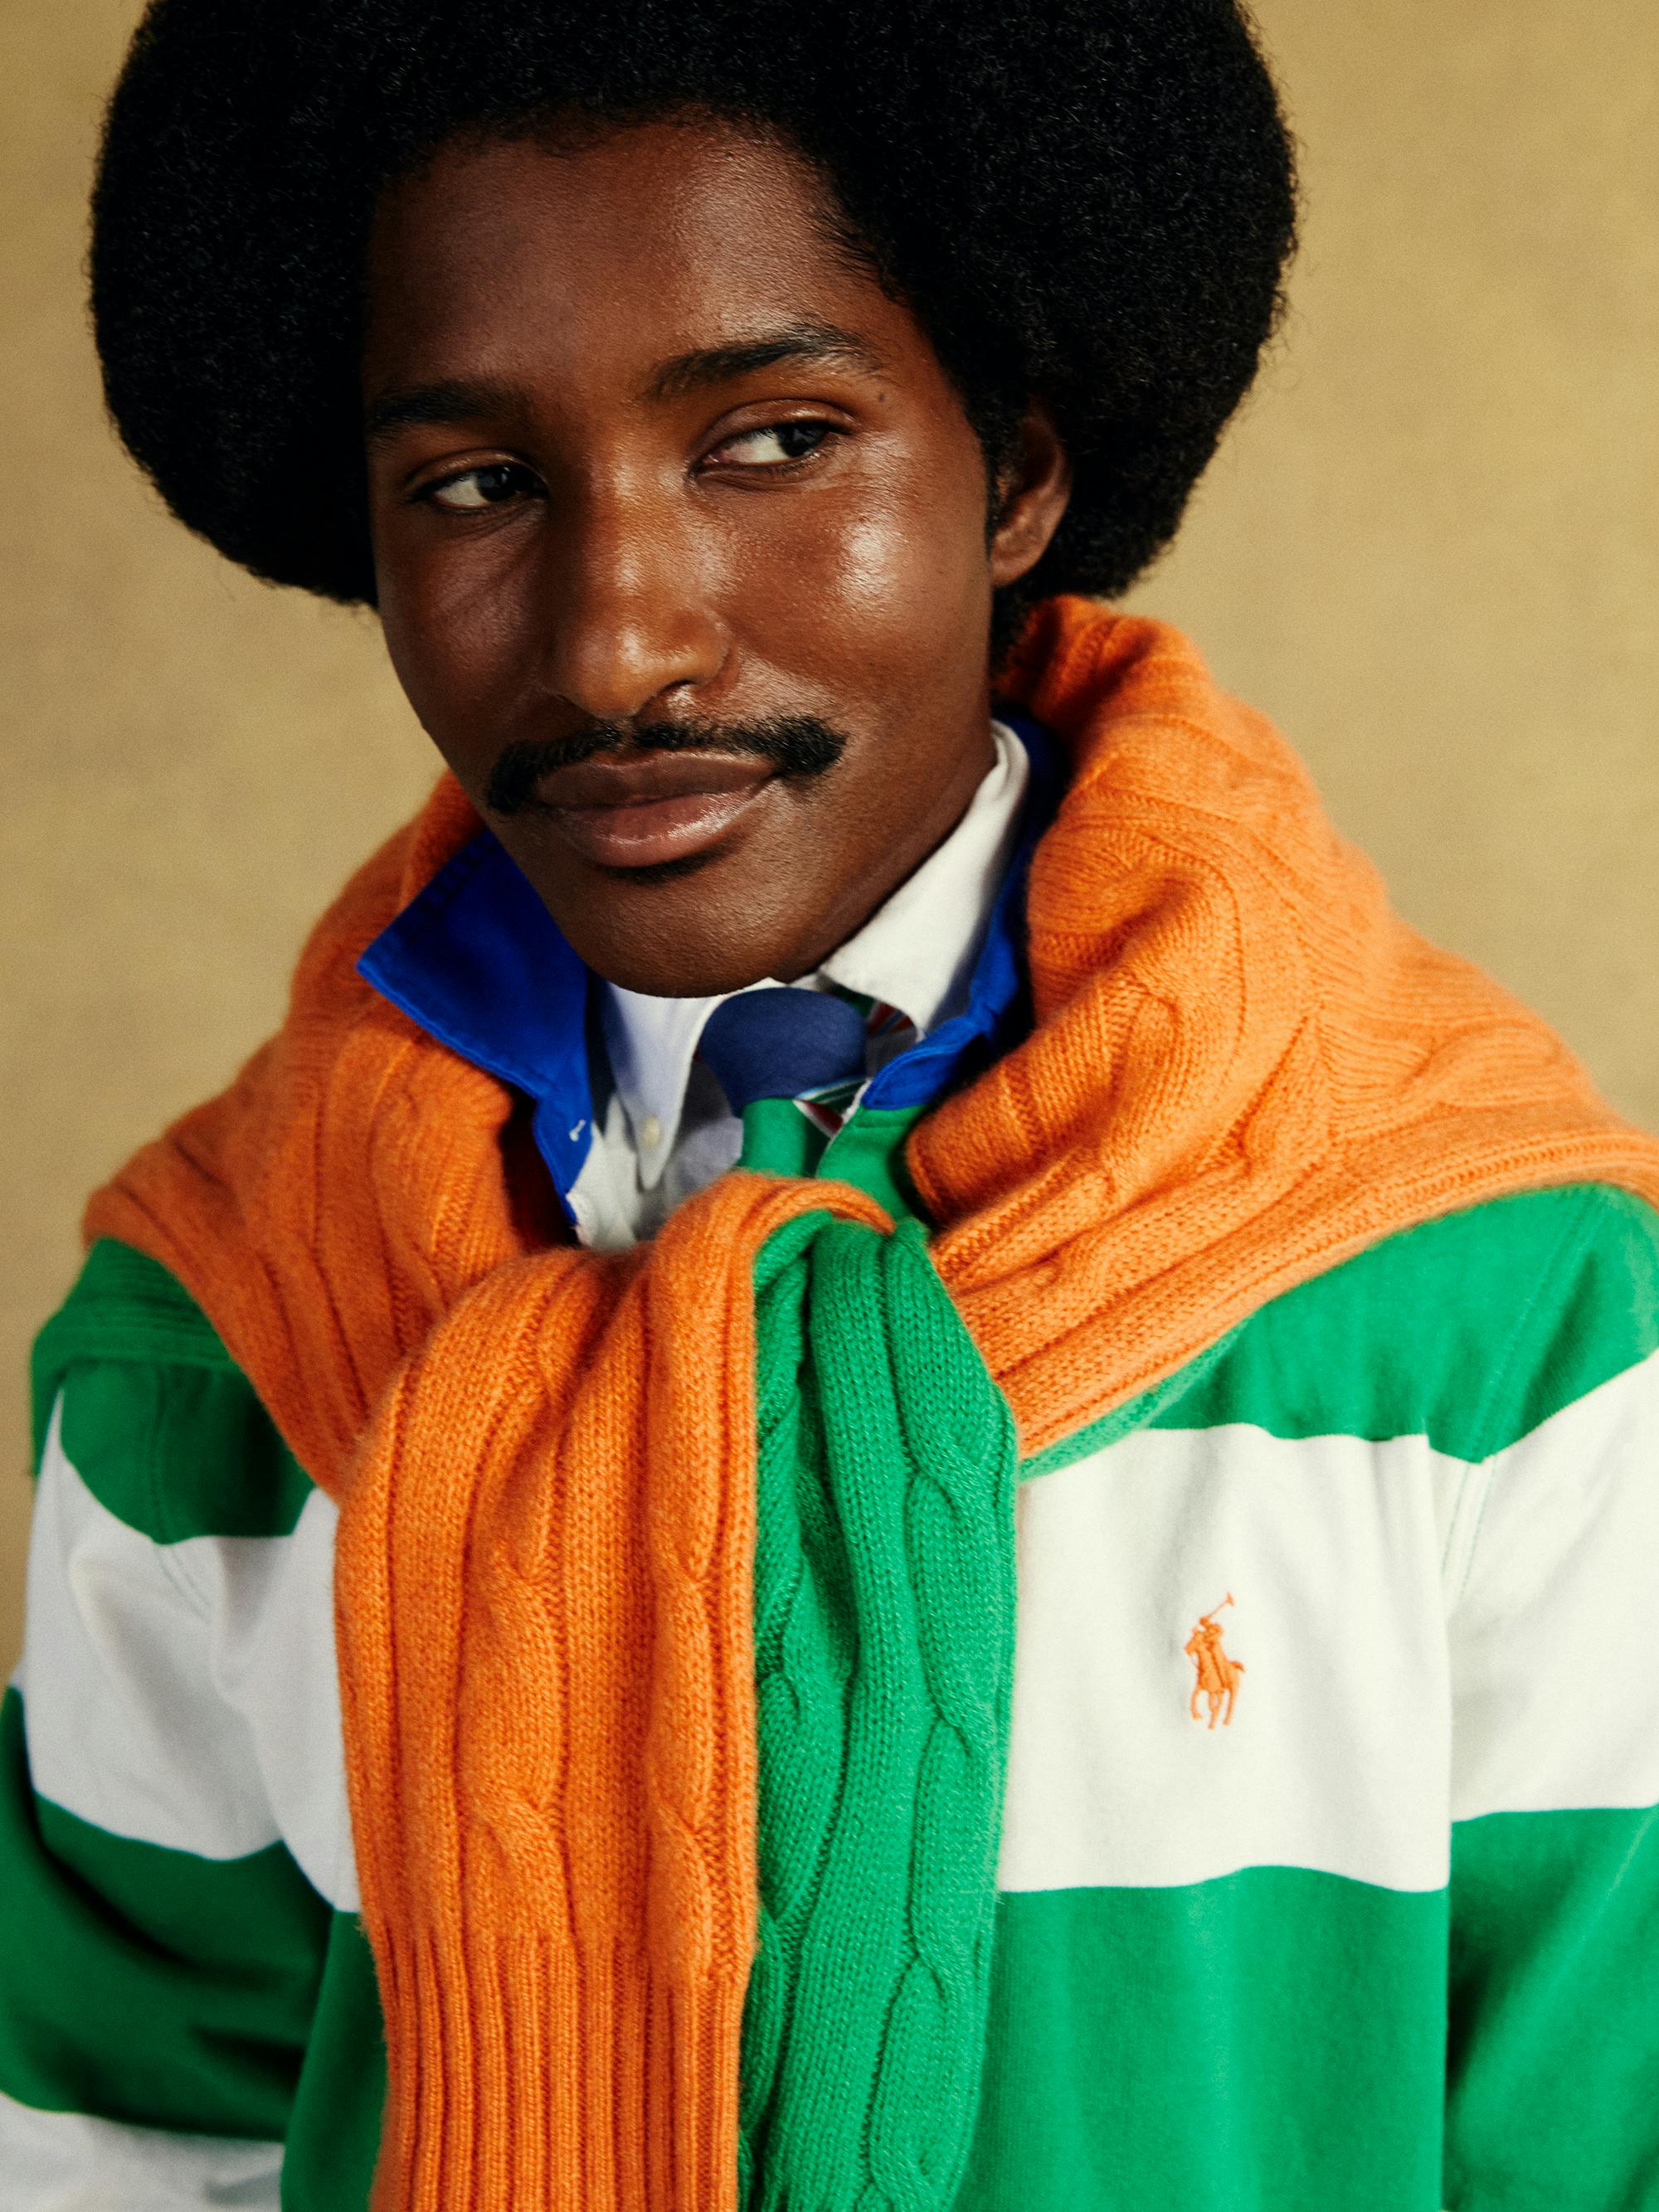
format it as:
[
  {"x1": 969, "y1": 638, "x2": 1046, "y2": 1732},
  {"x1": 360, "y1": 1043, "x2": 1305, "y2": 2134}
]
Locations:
[{"x1": 4, "y1": 0, "x2": 1657, "y2": 1666}]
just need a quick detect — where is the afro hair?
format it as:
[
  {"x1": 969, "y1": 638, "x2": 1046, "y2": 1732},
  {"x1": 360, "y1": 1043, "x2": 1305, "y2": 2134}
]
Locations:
[{"x1": 90, "y1": 0, "x2": 1297, "y2": 662}]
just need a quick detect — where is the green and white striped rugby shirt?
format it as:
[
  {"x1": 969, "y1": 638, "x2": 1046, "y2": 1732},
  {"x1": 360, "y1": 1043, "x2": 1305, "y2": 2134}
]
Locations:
[{"x1": 5, "y1": 1179, "x2": 1659, "y2": 2208}]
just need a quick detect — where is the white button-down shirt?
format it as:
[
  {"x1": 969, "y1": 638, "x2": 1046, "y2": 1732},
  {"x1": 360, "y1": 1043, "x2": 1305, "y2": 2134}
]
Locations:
[{"x1": 568, "y1": 719, "x2": 1030, "y2": 1249}]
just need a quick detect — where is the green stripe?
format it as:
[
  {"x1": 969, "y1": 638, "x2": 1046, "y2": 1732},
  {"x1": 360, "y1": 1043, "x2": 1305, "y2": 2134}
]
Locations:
[
  {"x1": 33, "y1": 1245, "x2": 314, "y2": 1543},
  {"x1": 32, "y1": 1241, "x2": 233, "y2": 1466},
  {"x1": 51, "y1": 1354, "x2": 314, "y2": 1544},
  {"x1": 1027, "y1": 1184, "x2": 1659, "y2": 1477},
  {"x1": 958, "y1": 1869, "x2": 1449, "y2": 2211},
  {"x1": 1447, "y1": 1801, "x2": 1659, "y2": 2210},
  {"x1": 282, "y1": 1911, "x2": 386, "y2": 2211},
  {"x1": 0, "y1": 1689, "x2": 329, "y2": 2140}
]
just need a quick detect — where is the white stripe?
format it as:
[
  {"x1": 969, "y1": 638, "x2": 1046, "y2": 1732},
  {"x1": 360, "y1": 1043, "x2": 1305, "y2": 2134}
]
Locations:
[
  {"x1": 27, "y1": 1342, "x2": 1657, "y2": 1934},
  {"x1": 998, "y1": 1422, "x2": 1457, "y2": 1895},
  {"x1": 1451, "y1": 1347, "x2": 1659, "y2": 1822},
  {"x1": 0, "y1": 2088, "x2": 280, "y2": 2210},
  {"x1": 23, "y1": 1401, "x2": 357, "y2": 1910},
  {"x1": 1000, "y1": 1357, "x2": 1659, "y2": 1898}
]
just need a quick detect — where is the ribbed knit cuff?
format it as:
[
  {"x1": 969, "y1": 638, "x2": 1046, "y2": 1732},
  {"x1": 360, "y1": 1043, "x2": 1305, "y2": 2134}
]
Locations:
[{"x1": 372, "y1": 1931, "x2": 751, "y2": 2211}]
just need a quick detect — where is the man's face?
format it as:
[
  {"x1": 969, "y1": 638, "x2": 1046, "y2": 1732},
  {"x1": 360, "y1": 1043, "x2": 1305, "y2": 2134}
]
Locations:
[{"x1": 362, "y1": 117, "x2": 1068, "y2": 995}]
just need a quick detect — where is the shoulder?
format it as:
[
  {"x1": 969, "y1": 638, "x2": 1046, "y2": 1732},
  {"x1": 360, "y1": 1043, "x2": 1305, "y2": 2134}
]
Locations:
[
  {"x1": 32, "y1": 1239, "x2": 314, "y2": 1544},
  {"x1": 1146, "y1": 1183, "x2": 1659, "y2": 1464}
]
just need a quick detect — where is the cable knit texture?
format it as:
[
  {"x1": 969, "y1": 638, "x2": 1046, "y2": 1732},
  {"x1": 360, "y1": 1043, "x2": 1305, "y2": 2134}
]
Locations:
[
  {"x1": 81, "y1": 602, "x2": 1659, "y2": 2210},
  {"x1": 739, "y1": 1213, "x2": 1017, "y2": 2210},
  {"x1": 914, "y1": 601, "x2": 1659, "y2": 1451}
]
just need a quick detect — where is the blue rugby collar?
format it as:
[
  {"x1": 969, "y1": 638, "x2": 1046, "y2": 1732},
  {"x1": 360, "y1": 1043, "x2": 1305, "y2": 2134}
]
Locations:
[{"x1": 359, "y1": 714, "x2": 1063, "y2": 1221}]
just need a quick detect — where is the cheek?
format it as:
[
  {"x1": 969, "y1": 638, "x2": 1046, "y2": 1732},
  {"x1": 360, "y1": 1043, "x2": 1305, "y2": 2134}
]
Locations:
[
  {"x1": 739, "y1": 455, "x2": 993, "y2": 699},
  {"x1": 374, "y1": 546, "x2": 523, "y2": 769}
]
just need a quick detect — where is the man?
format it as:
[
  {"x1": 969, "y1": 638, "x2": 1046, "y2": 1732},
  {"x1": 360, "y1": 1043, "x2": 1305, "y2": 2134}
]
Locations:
[{"x1": 4, "y1": 0, "x2": 1657, "y2": 2206}]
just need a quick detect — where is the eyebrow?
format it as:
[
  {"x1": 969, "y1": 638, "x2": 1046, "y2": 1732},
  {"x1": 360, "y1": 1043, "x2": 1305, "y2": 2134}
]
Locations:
[
  {"x1": 362, "y1": 323, "x2": 885, "y2": 445},
  {"x1": 639, "y1": 322, "x2": 886, "y2": 402},
  {"x1": 362, "y1": 377, "x2": 518, "y2": 448}
]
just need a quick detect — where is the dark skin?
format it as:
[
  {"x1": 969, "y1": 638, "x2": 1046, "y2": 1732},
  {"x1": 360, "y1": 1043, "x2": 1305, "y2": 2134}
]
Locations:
[{"x1": 362, "y1": 116, "x2": 1071, "y2": 996}]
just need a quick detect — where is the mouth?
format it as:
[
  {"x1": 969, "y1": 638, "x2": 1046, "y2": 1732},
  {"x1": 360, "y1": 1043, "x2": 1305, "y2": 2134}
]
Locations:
[{"x1": 516, "y1": 751, "x2": 777, "y2": 872}]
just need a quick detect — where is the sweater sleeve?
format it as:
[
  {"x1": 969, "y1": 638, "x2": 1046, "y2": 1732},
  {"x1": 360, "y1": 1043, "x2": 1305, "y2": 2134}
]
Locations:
[
  {"x1": 0, "y1": 1320, "x2": 345, "y2": 2205},
  {"x1": 1443, "y1": 1189, "x2": 1659, "y2": 2211}
]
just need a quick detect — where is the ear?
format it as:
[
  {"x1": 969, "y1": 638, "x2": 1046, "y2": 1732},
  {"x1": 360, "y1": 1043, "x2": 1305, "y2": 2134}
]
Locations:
[{"x1": 987, "y1": 400, "x2": 1073, "y2": 588}]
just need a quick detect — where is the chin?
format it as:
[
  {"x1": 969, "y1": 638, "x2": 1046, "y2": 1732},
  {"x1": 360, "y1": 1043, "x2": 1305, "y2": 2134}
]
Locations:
[
  {"x1": 590, "y1": 954, "x2": 785, "y2": 999},
  {"x1": 568, "y1": 913, "x2": 795, "y2": 999}
]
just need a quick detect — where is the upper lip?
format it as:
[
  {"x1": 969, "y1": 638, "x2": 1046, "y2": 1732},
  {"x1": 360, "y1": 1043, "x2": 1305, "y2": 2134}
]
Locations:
[{"x1": 527, "y1": 751, "x2": 775, "y2": 811}]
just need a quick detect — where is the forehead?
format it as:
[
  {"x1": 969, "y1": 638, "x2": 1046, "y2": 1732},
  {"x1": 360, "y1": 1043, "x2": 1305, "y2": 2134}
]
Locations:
[{"x1": 362, "y1": 118, "x2": 907, "y2": 398}]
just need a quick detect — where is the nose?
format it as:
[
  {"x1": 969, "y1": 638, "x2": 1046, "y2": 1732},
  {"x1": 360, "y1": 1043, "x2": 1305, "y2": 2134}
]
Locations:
[{"x1": 536, "y1": 476, "x2": 727, "y2": 724}]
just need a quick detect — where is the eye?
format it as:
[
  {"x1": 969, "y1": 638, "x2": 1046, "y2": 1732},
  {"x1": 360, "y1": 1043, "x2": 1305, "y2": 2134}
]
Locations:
[
  {"x1": 420, "y1": 461, "x2": 539, "y2": 513},
  {"x1": 711, "y1": 421, "x2": 834, "y2": 468}
]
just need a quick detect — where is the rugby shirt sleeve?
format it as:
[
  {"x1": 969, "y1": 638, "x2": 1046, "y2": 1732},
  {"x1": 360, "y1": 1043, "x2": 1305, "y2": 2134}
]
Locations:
[
  {"x1": 0, "y1": 1339, "x2": 341, "y2": 2205},
  {"x1": 1442, "y1": 1185, "x2": 1659, "y2": 2210}
]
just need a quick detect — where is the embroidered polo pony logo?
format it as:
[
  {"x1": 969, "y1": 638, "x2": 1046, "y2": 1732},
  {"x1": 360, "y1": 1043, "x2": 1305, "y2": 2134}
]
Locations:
[{"x1": 1185, "y1": 1595, "x2": 1245, "y2": 1728}]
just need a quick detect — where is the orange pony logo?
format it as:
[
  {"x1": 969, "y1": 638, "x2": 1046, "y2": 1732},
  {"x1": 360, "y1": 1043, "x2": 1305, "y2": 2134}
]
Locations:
[{"x1": 1185, "y1": 1595, "x2": 1245, "y2": 1728}]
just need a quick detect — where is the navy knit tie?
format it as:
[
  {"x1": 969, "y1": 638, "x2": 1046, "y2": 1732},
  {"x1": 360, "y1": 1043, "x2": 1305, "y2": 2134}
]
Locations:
[{"x1": 697, "y1": 987, "x2": 868, "y2": 1115}]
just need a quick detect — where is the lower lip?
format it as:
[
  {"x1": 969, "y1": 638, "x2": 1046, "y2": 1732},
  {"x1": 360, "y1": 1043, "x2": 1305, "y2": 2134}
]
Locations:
[{"x1": 543, "y1": 780, "x2": 773, "y2": 870}]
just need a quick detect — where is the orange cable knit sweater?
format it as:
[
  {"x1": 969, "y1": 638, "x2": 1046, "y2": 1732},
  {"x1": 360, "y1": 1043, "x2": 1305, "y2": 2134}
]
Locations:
[{"x1": 85, "y1": 601, "x2": 1659, "y2": 2208}]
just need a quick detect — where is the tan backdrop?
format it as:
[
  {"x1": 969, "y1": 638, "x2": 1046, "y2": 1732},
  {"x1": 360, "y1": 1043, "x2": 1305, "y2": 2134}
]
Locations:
[{"x1": 4, "y1": 0, "x2": 1657, "y2": 1668}]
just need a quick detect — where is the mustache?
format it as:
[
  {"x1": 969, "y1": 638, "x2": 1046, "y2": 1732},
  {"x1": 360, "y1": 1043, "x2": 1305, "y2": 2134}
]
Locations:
[{"x1": 485, "y1": 715, "x2": 849, "y2": 816}]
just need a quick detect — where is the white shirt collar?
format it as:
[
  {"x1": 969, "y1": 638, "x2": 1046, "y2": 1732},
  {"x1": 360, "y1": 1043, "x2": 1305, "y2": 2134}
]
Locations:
[{"x1": 601, "y1": 717, "x2": 1029, "y2": 1187}]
